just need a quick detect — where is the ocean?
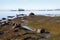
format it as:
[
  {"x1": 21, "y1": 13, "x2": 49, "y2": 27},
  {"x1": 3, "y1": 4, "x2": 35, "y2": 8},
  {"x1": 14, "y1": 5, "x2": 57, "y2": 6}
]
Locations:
[{"x1": 0, "y1": 10, "x2": 60, "y2": 19}]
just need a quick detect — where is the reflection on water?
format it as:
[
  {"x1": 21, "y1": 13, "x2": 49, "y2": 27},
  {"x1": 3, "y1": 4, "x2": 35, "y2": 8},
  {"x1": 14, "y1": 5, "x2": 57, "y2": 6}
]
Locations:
[{"x1": 43, "y1": 33, "x2": 51, "y2": 38}]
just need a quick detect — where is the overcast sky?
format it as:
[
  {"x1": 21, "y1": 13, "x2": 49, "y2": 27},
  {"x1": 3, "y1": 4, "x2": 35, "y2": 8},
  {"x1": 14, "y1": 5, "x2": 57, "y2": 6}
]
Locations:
[{"x1": 0, "y1": 0, "x2": 60, "y2": 10}]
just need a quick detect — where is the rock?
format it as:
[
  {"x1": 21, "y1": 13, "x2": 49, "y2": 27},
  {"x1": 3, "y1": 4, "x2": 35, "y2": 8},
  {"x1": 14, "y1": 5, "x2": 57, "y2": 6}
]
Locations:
[
  {"x1": 13, "y1": 29, "x2": 19, "y2": 32},
  {"x1": 29, "y1": 12, "x2": 35, "y2": 16},
  {"x1": 15, "y1": 24, "x2": 21, "y2": 28},
  {"x1": 40, "y1": 29, "x2": 45, "y2": 34},
  {"x1": 12, "y1": 23, "x2": 15, "y2": 26},
  {"x1": 0, "y1": 31, "x2": 4, "y2": 35},
  {"x1": 37, "y1": 29, "x2": 41, "y2": 33},
  {"x1": 7, "y1": 38, "x2": 11, "y2": 40},
  {"x1": 23, "y1": 37, "x2": 31, "y2": 40}
]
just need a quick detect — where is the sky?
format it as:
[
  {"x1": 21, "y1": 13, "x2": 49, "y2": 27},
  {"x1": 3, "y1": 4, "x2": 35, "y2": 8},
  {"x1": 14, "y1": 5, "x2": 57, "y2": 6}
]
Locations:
[{"x1": 0, "y1": 0, "x2": 60, "y2": 10}]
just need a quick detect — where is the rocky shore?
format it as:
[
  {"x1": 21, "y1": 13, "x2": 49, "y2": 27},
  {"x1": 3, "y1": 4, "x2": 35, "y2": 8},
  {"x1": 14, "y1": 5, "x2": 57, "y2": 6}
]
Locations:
[{"x1": 0, "y1": 12, "x2": 60, "y2": 40}]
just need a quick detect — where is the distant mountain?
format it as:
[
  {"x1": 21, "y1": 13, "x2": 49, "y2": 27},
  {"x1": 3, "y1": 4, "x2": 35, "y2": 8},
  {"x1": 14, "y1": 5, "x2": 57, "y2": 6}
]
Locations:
[
  {"x1": 10, "y1": 9, "x2": 60, "y2": 11},
  {"x1": 18, "y1": 9, "x2": 25, "y2": 11},
  {"x1": 10, "y1": 10, "x2": 17, "y2": 11},
  {"x1": 55, "y1": 9, "x2": 60, "y2": 11},
  {"x1": 10, "y1": 9, "x2": 25, "y2": 11}
]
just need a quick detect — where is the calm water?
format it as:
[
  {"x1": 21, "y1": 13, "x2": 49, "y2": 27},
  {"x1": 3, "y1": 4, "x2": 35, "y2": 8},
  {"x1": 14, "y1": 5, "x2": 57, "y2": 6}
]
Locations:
[{"x1": 0, "y1": 11, "x2": 60, "y2": 19}]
